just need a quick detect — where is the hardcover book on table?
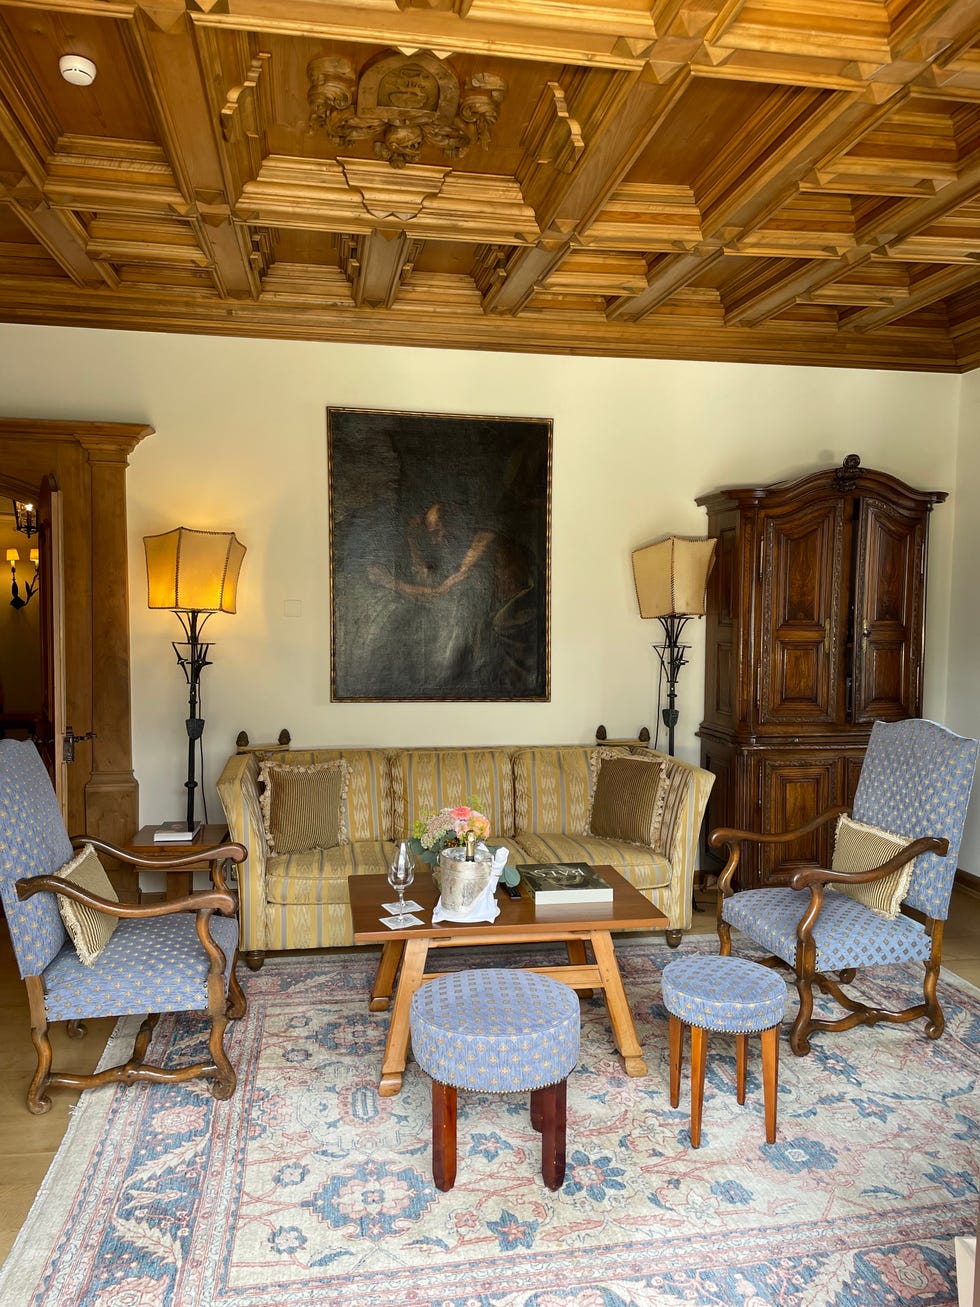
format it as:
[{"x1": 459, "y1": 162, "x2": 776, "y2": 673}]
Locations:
[
  {"x1": 517, "y1": 862, "x2": 614, "y2": 903},
  {"x1": 152, "y1": 821, "x2": 203, "y2": 843}
]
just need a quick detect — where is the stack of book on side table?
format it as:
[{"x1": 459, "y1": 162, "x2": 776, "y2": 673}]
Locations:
[
  {"x1": 517, "y1": 862, "x2": 614, "y2": 904},
  {"x1": 152, "y1": 820, "x2": 203, "y2": 844}
]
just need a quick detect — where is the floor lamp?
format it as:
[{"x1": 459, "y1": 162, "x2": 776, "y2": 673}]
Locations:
[
  {"x1": 631, "y1": 535, "x2": 716, "y2": 757},
  {"x1": 144, "y1": 527, "x2": 246, "y2": 832}
]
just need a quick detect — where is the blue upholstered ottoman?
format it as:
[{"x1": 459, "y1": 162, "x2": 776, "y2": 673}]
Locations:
[
  {"x1": 661, "y1": 955, "x2": 785, "y2": 1147},
  {"x1": 409, "y1": 969, "x2": 580, "y2": 1191}
]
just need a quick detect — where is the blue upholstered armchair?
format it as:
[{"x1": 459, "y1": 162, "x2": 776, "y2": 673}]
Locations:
[
  {"x1": 0, "y1": 739, "x2": 247, "y2": 1113},
  {"x1": 711, "y1": 719, "x2": 978, "y2": 1056}
]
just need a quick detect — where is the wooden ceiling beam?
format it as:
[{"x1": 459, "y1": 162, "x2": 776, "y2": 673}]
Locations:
[{"x1": 840, "y1": 261, "x2": 980, "y2": 332}]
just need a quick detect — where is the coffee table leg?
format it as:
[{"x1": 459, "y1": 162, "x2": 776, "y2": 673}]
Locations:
[
  {"x1": 370, "y1": 940, "x2": 405, "y2": 1012},
  {"x1": 590, "y1": 930, "x2": 647, "y2": 1077},
  {"x1": 379, "y1": 936, "x2": 430, "y2": 1097},
  {"x1": 565, "y1": 938, "x2": 594, "y2": 999}
]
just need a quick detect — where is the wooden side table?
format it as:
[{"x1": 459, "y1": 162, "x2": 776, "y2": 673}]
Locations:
[{"x1": 123, "y1": 823, "x2": 231, "y2": 900}]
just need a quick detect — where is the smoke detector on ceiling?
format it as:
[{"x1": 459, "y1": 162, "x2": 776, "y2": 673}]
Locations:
[{"x1": 59, "y1": 55, "x2": 97, "y2": 86}]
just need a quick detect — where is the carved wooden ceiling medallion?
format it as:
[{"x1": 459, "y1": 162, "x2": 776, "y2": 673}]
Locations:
[{"x1": 308, "y1": 50, "x2": 507, "y2": 169}]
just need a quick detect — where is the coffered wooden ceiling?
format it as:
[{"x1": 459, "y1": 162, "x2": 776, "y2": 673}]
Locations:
[{"x1": 1, "y1": 1, "x2": 980, "y2": 370}]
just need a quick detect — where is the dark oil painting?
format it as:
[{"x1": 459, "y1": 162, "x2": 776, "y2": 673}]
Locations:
[{"x1": 328, "y1": 408, "x2": 551, "y2": 701}]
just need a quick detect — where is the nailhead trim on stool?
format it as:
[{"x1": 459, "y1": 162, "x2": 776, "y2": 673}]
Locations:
[
  {"x1": 410, "y1": 969, "x2": 580, "y2": 1191},
  {"x1": 661, "y1": 955, "x2": 785, "y2": 1148}
]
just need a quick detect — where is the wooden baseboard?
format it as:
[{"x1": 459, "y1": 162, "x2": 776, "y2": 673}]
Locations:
[{"x1": 955, "y1": 869, "x2": 980, "y2": 900}]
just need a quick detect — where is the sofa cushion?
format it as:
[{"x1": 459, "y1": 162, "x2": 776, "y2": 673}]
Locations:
[
  {"x1": 266, "y1": 842, "x2": 398, "y2": 904},
  {"x1": 391, "y1": 748, "x2": 516, "y2": 839},
  {"x1": 265, "y1": 749, "x2": 393, "y2": 842},
  {"x1": 54, "y1": 843, "x2": 118, "y2": 966},
  {"x1": 832, "y1": 814, "x2": 916, "y2": 919},
  {"x1": 259, "y1": 759, "x2": 348, "y2": 855},
  {"x1": 513, "y1": 833, "x2": 671, "y2": 891},
  {"x1": 588, "y1": 751, "x2": 667, "y2": 846},
  {"x1": 513, "y1": 747, "x2": 595, "y2": 836}
]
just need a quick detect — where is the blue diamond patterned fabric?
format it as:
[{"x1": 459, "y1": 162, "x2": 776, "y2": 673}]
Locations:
[
  {"x1": 661, "y1": 956, "x2": 785, "y2": 1033},
  {"x1": 410, "y1": 969, "x2": 580, "y2": 1092},
  {"x1": 42, "y1": 913, "x2": 240, "y2": 1023},
  {"x1": 0, "y1": 740, "x2": 71, "y2": 978},
  {"x1": 722, "y1": 886, "x2": 932, "y2": 970},
  {"x1": 850, "y1": 719, "x2": 978, "y2": 921}
]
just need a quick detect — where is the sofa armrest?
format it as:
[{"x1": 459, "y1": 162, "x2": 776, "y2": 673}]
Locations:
[
  {"x1": 216, "y1": 751, "x2": 268, "y2": 940},
  {"x1": 655, "y1": 753, "x2": 715, "y2": 928}
]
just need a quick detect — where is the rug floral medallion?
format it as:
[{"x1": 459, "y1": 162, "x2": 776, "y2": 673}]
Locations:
[{"x1": 2, "y1": 939, "x2": 977, "y2": 1306}]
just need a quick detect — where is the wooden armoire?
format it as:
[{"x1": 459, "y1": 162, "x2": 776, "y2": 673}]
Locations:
[{"x1": 697, "y1": 454, "x2": 946, "y2": 889}]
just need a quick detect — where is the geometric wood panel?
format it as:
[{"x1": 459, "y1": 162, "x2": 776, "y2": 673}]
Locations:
[{"x1": 0, "y1": 1, "x2": 979, "y2": 370}]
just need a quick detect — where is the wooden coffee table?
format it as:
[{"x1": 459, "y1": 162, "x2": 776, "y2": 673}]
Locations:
[{"x1": 349, "y1": 865, "x2": 668, "y2": 1096}]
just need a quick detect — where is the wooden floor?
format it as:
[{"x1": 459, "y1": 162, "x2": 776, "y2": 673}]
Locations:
[{"x1": 1, "y1": 886, "x2": 978, "y2": 1262}]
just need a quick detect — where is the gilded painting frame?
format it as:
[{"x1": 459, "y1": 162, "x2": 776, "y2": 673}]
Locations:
[{"x1": 328, "y1": 407, "x2": 552, "y2": 702}]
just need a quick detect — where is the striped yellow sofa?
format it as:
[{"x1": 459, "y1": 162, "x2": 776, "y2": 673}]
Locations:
[{"x1": 216, "y1": 742, "x2": 714, "y2": 969}]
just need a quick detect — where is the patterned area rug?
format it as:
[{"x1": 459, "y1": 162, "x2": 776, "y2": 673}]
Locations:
[{"x1": 1, "y1": 938, "x2": 978, "y2": 1306}]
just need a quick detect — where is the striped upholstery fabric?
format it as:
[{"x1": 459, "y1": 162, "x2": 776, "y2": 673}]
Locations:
[
  {"x1": 832, "y1": 815, "x2": 915, "y2": 918},
  {"x1": 513, "y1": 747, "x2": 595, "y2": 836},
  {"x1": 390, "y1": 749, "x2": 516, "y2": 839},
  {"x1": 258, "y1": 760, "x2": 347, "y2": 854},
  {"x1": 277, "y1": 749, "x2": 393, "y2": 842},
  {"x1": 588, "y1": 752, "x2": 666, "y2": 845},
  {"x1": 54, "y1": 844, "x2": 119, "y2": 965},
  {"x1": 216, "y1": 740, "x2": 715, "y2": 953}
]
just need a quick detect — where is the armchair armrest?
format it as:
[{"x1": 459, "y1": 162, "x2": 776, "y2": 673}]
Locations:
[
  {"x1": 709, "y1": 806, "x2": 849, "y2": 896},
  {"x1": 17, "y1": 876, "x2": 238, "y2": 919},
  {"x1": 69, "y1": 835, "x2": 246, "y2": 894}
]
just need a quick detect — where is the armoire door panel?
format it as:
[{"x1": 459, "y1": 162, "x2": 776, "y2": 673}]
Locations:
[
  {"x1": 759, "y1": 501, "x2": 844, "y2": 725},
  {"x1": 759, "y1": 758, "x2": 836, "y2": 875},
  {"x1": 852, "y1": 499, "x2": 924, "y2": 722}
]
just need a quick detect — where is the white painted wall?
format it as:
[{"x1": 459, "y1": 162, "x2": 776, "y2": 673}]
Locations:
[
  {"x1": 950, "y1": 370, "x2": 980, "y2": 873},
  {"x1": 0, "y1": 324, "x2": 967, "y2": 862}
]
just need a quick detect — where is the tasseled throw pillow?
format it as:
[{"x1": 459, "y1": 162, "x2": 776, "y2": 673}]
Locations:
[
  {"x1": 832, "y1": 814, "x2": 917, "y2": 919},
  {"x1": 587, "y1": 752, "x2": 667, "y2": 846},
  {"x1": 55, "y1": 843, "x2": 119, "y2": 965},
  {"x1": 258, "y1": 759, "x2": 349, "y2": 855}
]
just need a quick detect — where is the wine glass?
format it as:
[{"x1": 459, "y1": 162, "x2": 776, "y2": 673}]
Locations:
[{"x1": 387, "y1": 841, "x2": 415, "y2": 925}]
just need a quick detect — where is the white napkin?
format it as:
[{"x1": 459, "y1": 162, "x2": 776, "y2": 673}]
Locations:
[{"x1": 431, "y1": 842, "x2": 505, "y2": 924}]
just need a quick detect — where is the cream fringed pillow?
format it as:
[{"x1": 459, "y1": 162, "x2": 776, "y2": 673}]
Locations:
[
  {"x1": 55, "y1": 844, "x2": 119, "y2": 966},
  {"x1": 259, "y1": 759, "x2": 349, "y2": 855},
  {"x1": 587, "y1": 750, "x2": 667, "y2": 846},
  {"x1": 832, "y1": 815, "x2": 917, "y2": 919}
]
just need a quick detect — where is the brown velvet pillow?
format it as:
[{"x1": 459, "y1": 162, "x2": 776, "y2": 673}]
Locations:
[
  {"x1": 587, "y1": 754, "x2": 667, "y2": 846},
  {"x1": 259, "y1": 760, "x2": 348, "y2": 855}
]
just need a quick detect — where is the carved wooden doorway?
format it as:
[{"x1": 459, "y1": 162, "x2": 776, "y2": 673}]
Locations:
[{"x1": 0, "y1": 419, "x2": 154, "y2": 895}]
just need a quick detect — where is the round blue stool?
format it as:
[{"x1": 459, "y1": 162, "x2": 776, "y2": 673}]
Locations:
[
  {"x1": 410, "y1": 969, "x2": 580, "y2": 1190},
  {"x1": 661, "y1": 955, "x2": 785, "y2": 1147}
]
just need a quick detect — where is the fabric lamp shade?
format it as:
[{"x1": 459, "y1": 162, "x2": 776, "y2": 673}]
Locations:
[
  {"x1": 5, "y1": 548, "x2": 19, "y2": 563},
  {"x1": 144, "y1": 527, "x2": 246, "y2": 613},
  {"x1": 632, "y1": 536, "x2": 716, "y2": 618}
]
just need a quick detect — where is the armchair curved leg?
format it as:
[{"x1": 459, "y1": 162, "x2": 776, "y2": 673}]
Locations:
[
  {"x1": 27, "y1": 1024, "x2": 53, "y2": 1115},
  {"x1": 790, "y1": 943, "x2": 817, "y2": 1057},
  {"x1": 208, "y1": 1011, "x2": 236, "y2": 1100},
  {"x1": 718, "y1": 920, "x2": 732, "y2": 957},
  {"x1": 67, "y1": 1019, "x2": 86, "y2": 1040},
  {"x1": 227, "y1": 954, "x2": 247, "y2": 1021},
  {"x1": 923, "y1": 959, "x2": 944, "y2": 1039}
]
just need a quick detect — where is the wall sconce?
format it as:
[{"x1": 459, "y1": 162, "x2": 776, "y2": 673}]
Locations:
[
  {"x1": 12, "y1": 500, "x2": 38, "y2": 538},
  {"x1": 143, "y1": 526, "x2": 246, "y2": 833},
  {"x1": 7, "y1": 546, "x2": 39, "y2": 609},
  {"x1": 631, "y1": 535, "x2": 716, "y2": 755}
]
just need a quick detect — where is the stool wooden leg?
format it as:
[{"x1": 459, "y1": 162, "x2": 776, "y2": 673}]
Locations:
[
  {"x1": 735, "y1": 1032, "x2": 748, "y2": 1104},
  {"x1": 760, "y1": 1025, "x2": 779, "y2": 1144},
  {"x1": 668, "y1": 1013, "x2": 683, "y2": 1108},
  {"x1": 690, "y1": 1024, "x2": 707, "y2": 1149},
  {"x1": 432, "y1": 1081, "x2": 457, "y2": 1191},
  {"x1": 532, "y1": 1081, "x2": 567, "y2": 1191}
]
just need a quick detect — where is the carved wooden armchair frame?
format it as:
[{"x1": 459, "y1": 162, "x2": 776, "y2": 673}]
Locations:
[
  {"x1": 16, "y1": 838, "x2": 247, "y2": 1113},
  {"x1": 710, "y1": 812, "x2": 948, "y2": 1056}
]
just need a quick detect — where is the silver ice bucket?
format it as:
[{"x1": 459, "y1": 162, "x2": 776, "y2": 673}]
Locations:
[{"x1": 437, "y1": 846, "x2": 494, "y2": 914}]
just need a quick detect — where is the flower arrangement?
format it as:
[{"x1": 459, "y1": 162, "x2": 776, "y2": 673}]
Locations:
[{"x1": 409, "y1": 802, "x2": 491, "y2": 866}]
